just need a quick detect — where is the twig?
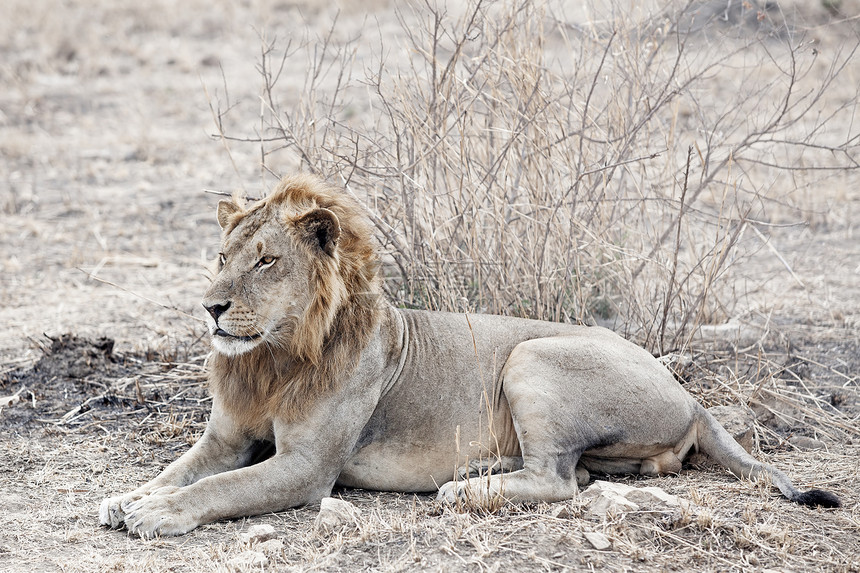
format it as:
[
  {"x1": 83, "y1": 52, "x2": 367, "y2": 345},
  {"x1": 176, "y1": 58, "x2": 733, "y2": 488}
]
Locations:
[
  {"x1": 659, "y1": 145, "x2": 692, "y2": 355},
  {"x1": 200, "y1": 76, "x2": 246, "y2": 193},
  {"x1": 76, "y1": 268, "x2": 204, "y2": 323},
  {"x1": 56, "y1": 393, "x2": 107, "y2": 424},
  {"x1": 793, "y1": 354, "x2": 856, "y2": 386},
  {"x1": 203, "y1": 188, "x2": 261, "y2": 202},
  {"x1": 748, "y1": 224, "x2": 805, "y2": 289}
]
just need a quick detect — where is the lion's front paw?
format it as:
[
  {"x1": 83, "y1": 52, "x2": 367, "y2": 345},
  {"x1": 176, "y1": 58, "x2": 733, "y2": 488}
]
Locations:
[
  {"x1": 100, "y1": 491, "x2": 146, "y2": 529},
  {"x1": 123, "y1": 487, "x2": 198, "y2": 538}
]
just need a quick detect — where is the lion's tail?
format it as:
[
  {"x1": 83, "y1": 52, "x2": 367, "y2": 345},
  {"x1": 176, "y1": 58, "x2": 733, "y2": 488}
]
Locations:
[{"x1": 695, "y1": 406, "x2": 840, "y2": 508}]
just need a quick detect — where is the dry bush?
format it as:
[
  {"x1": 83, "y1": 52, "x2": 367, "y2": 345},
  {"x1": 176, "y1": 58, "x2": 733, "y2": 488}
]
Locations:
[{"x1": 213, "y1": 0, "x2": 860, "y2": 358}]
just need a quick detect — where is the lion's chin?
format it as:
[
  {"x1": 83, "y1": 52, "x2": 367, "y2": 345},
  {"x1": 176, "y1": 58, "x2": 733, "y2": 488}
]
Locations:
[{"x1": 211, "y1": 335, "x2": 262, "y2": 357}]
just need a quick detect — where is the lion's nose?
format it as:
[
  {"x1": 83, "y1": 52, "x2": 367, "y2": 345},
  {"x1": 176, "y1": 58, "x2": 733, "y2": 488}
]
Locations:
[{"x1": 204, "y1": 301, "x2": 231, "y2": 321}]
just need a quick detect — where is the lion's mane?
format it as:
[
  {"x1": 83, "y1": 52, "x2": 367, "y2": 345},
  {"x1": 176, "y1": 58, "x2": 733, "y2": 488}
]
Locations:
[{"x1": 209, "y1": 174, "x2": 382, "y2": 430}]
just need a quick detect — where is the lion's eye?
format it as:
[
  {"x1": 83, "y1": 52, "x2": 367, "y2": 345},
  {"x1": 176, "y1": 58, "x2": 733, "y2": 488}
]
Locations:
[
  {"x1": 256, "y1": 255, "x2": 277, "y2": 269},
  {"x1": 218, "y1": 253, "x2": 227, "y2": 267}
]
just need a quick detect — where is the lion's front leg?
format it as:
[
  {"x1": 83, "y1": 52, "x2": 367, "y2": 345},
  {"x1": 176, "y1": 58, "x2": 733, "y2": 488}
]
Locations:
[
  {"x1": 100, "y1": 410, "x2": 259, "y2": 530},
  {"x1": 110, "y1": 352, "x2": 382, "y2": 537},
  {"x1": 122, "y1": 452, "x2": 337, "y2": 538}
]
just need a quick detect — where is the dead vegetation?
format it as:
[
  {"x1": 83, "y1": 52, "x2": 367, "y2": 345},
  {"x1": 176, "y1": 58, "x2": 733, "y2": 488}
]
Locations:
[
  {"x1": 1, "y1": 0, "x2": 859, "y2": 571},
  {"x1": 217, "y1": 0, "x2": 860, "y2": 356}
]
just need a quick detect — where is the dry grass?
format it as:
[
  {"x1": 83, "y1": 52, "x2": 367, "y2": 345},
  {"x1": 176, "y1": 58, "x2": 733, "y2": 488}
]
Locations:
[
  {"x1": 2, "y1": 397, "x2": 857, "y2": 573},
  {"x1": 218, "y1": 0, "x2": 860, "y2": 358},
  {"x1": 3, "y1": 334, "x2": 852, "y2": 572},
  {"x1": 1, "y1": 0, "x2": 859, "y2": 572}
]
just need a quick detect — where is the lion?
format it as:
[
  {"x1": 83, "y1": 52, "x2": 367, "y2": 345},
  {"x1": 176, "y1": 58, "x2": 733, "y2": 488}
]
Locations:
[{"x1": 99, "y1": 174, "x2": 840, "y2": 537}]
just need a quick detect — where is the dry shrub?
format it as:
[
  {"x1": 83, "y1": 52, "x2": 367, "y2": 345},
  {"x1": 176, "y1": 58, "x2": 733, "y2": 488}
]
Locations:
[{"x1": 214, "y1": 0, "x2": 860, "y2": 358}]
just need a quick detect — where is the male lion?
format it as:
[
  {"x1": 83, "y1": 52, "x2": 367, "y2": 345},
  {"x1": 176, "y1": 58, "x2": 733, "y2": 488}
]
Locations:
[{"x1": 99, "y1": 174, "x2": 839, "y2": 537}]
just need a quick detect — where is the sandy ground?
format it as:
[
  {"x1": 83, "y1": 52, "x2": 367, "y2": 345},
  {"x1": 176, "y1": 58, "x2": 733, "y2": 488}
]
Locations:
[{"x1": 1, "y1": 1, "x2": 859, "y2": 571}]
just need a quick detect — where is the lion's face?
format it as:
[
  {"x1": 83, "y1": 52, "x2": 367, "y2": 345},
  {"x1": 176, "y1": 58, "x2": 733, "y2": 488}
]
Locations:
[{"x1": 202, "y1": 198, "x2": 342, "y2": 357}]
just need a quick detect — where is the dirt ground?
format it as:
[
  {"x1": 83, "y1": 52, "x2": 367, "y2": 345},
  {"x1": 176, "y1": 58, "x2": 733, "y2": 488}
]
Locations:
[{"x1": 1, "y1": 1, "x2": 859, "y2": 572}]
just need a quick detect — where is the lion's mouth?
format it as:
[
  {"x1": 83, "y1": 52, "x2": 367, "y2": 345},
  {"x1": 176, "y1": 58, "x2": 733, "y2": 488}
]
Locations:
[{"x1": 213, "y1": 328, "x2": 262, "y2": 342}]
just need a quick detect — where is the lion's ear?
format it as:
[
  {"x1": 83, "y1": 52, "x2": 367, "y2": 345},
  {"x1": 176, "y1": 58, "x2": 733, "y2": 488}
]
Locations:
[
  {"x1": 294, "y1": 208, "x2": 341, "y2": 257},
  {"x1": 216, "y1": 200, "x2": 242, "y2": 230}
]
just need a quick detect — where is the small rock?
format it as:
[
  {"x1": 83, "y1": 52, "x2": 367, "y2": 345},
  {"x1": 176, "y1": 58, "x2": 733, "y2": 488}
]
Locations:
[
  {"x1": 583, "y1": 531, "x2": 612, "y2": 550},
  {"x1": 549, "y1": 504, "x2": 571, "y2": 519},
  {"x1": 239, "y1": 523, "x2": 277, "y2": 545},
  {"x1": 587, "y1": 491, "x2": 640, "y2": 516},
  {"x1": 581, "y1": 482, "x2": 641, "y2": 516},
  {"x1": 580, "y1": 480, "x2": 635, "y2": 500},
  {"x1": 625, "y1": 486, "x2": 680, "y2": 507},
  {"x1": 227, "y1": 551, "x2": 268, "y2": 569},
  {"x1": 789, "y1": 436, "x2": 826, "y2": 451},
  {"x1": 314, "y1": 497, "x2": 360, "y2": 533},
  {"x1": 581, "y1": 480, "x2": 687, "y2": 516},
  {"x1": 257, "y1": 538, "x2": 285, "y2": 555}
]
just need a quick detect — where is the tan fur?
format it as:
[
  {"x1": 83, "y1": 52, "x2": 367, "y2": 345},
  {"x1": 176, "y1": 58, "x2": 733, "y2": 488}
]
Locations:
[{"x1": 99, "y1": 174, "x2": 839, "y2": 538}]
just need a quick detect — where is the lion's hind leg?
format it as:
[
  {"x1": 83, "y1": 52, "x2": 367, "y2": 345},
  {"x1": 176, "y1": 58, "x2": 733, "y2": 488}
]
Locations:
[
  {"x1": 437, "y1": 466, "x2": 577, "y2": 504},
  {"x1": 442, "y1": 458, "x2": 591, "y2": 504},
  {"x1": 439, "y1": 338, "x2": 605, "y2": 504},
  {"x1": 456, "y1": 456, "x2": 523, "y2": 480}
]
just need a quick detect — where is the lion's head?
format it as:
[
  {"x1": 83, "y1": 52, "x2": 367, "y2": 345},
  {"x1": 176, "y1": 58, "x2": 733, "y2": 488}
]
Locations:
[{"x1": 202, "y1": 174, "x2": 380, "y2": 365}]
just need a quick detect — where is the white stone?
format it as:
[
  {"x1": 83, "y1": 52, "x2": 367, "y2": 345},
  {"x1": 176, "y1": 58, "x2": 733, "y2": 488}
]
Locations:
[
  {"x1": 239, "y1": 523, "x2": 277, "y2": 545},
  {"x1": 580, "y1": 480, "x2": 635, "y2": 500},
  {"x1": 227, "y1": 550, "x2": 268, "y2": 568},
  {"x1": 625, "y1": 486, "x2": 680, "y2": 507},
  {"x1": 257, "y1": 539, "x2": 285, "y2": 555},
  {"x1": 314, "y1": 497, "x2": 361, "y2": 533},
  {"x1": 586, "y1": 490, "x2": 640, "y2": 516},
  {"x1": 581, "y1": 480, "x2": 685, "y2": 516},
  {"x1": 549, "y1": 504, "x2": 571, "y2": 519},
  {"x1": 583, "y1": 531, "x2": 612, "y2": 550}
]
